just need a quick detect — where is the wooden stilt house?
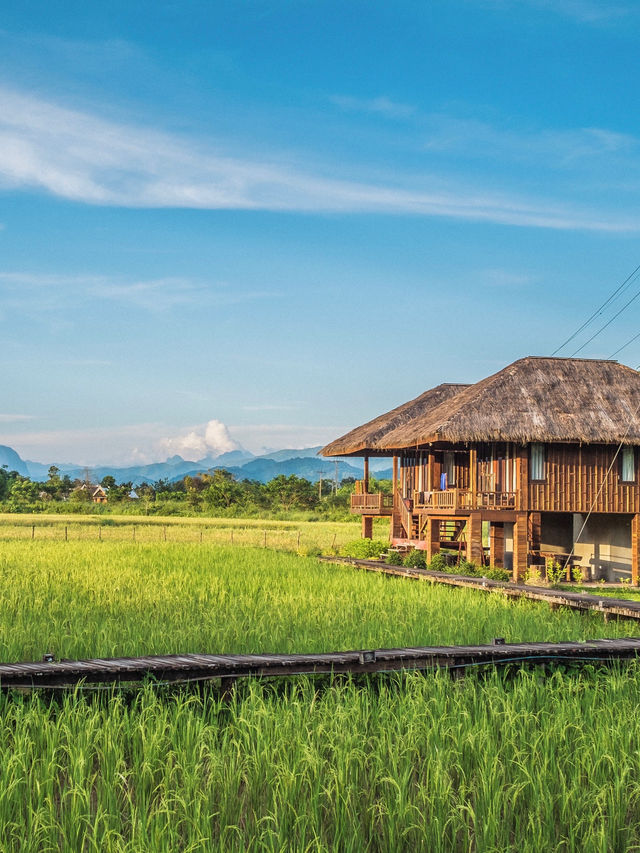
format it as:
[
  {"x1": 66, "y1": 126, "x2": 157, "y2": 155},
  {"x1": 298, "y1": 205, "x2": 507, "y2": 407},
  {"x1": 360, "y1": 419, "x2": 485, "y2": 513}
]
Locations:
[{"x1": 321, "y1": 357, "x2": 640, "y2": 583}]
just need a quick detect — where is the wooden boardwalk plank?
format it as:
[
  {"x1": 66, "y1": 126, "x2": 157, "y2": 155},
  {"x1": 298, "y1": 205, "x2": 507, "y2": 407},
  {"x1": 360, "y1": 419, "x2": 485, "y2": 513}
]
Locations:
[{"x1": 2, "y1": 637, "x2": 640, "y2": 688}]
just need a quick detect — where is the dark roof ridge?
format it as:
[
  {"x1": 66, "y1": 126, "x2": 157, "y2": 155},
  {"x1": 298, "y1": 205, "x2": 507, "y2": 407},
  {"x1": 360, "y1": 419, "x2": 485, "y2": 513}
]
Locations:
[{"x1": 523, "y1": 355, "x2": 618, "y2": 363}]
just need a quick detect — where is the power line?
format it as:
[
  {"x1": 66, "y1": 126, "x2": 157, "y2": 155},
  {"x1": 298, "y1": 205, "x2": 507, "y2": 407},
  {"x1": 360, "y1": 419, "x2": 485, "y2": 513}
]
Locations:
[
  {"x1": 608, "y1": 330, "x2": 640, "y2": 360},
  {"x1": 552, "y1": 262, "x2": 640, "y2": 356},
  {"x1": 569, "y1": 285, "x2": 640, "y2": 357}
]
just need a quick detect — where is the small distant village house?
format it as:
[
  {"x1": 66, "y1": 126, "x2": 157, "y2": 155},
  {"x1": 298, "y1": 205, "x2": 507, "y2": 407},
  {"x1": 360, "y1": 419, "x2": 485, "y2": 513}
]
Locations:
[
  {"x1": 77, "y1": 483, "x2": 108, "y2": 504},
  {"x1": 321, "y1": 357, "x2": 640, "y2": 583}
]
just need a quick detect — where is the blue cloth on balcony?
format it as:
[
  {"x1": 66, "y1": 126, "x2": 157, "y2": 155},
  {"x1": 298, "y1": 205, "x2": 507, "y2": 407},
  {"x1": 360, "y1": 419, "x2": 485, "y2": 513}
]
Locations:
[{"x1": 440, "y1": 473, "x2": 448, "y2": 491}]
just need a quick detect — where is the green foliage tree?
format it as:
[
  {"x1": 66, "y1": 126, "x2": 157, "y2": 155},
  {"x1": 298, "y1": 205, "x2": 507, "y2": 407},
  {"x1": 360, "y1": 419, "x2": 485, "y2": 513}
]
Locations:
[
  {"x1": 105, "y1": 481, "x2": 133, "y2": 501},
  {"x1": 7, "y1": 477, "x2": 41, "y2": 512},
  {"x1": 202, "y1": 469, "x2": 244, "y2": 510},
  {"x1": 265, "y1": 475, "x2": 318, "y2": 512},
  {"x1": 41, "y1": 465, "x2": 65, "y2": 501},
  {"x1": 0, "y1": 465, "x2": 16, "y2": 501}
]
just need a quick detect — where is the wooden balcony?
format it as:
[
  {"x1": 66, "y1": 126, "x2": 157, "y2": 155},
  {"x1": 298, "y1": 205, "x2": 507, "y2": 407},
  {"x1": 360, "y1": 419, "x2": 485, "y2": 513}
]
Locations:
[
  {"x1": 476, "y1": 491, "x2": 517, "y2": 509},
  {"x1": 413, "y1": 489, "x2": 517, "y2": 512},
  {"x1": 350, "y1": 492, "x2": 394, "y2": 516}
]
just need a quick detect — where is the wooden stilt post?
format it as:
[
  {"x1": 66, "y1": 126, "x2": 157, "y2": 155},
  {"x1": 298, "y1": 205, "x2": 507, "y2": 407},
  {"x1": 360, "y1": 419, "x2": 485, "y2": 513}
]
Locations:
[
  {"x1": 632, "y1": 514, "x2": 640, "y2": 586},
  {"x1": 467, "y1": 512, "x2": 484, "y2": 565},
  {"x1": 469, "y1": 447, "x2": 477, "y2": 509},
  {"x1": 425, "y1": 517, "x2": 440, "y2": 562},
  {"x1": 362, "y1": 516, "x2": 373, "y2": 539},
  {"x1": 392, "y1": 455, "x2": 398, "y2": 498},
  {"x1": 529, "y1": 513, "x2": 542, "y2": 555},
  {"x1": 513, "y1": 512, "x2": 529, "y2": 582},
  {"x1": 489, "y1": 523, "x2": 504, "y2": 568},
  {"x1": 363, "y1": 456, "x2": 370, "y2": 492}
]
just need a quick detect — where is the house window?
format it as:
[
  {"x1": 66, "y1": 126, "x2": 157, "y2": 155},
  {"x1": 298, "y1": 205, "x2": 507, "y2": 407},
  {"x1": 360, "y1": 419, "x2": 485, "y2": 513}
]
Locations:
[
  {"x1": 443, "y1": 452, "x2": 455, "y2": 487},
  {"x1": 621, "y1": 447, "x2": 635, "y2": 483},
  {"x1": 530, "y1": 443, "x2": 546, "y2": 481}
]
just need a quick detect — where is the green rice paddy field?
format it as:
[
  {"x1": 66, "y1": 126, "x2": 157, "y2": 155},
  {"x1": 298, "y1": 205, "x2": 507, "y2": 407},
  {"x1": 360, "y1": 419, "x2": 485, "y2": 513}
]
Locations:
[{"x1": 2, "y1": 531, "x2": 640, "y2": 850}]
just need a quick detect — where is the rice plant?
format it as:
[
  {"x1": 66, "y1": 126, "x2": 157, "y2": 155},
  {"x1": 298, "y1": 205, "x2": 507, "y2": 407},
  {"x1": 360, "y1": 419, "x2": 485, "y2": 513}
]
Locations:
[
  {"x1": 0, "y1": 537, "x2": 638, "y2": 850},
  {"x1": 0, "y1": 540, "x2": 635, "y2": 662},
  {"x1": 0, "y1": 669, "x2": 640, "y2": 851}
]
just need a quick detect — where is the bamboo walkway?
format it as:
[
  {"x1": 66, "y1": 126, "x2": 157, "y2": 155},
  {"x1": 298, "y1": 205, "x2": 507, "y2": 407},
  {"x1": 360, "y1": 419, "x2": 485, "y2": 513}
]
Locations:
[
  {"x1": 2, "y1": 637, "x2": 640, "y2": 689},
  {"x1": 322, "y1": 556, "x2": 640, "y2": 622}
]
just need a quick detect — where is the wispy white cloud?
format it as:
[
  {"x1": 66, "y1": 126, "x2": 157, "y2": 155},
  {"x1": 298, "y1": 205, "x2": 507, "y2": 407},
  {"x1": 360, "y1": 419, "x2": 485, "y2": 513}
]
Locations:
[
  {"x1": 0, "y1": 420, "x2": 240, "y2": 466},
  {"x1": 0, "y1": 271, "x2": 275, "y2": 315},
  {"x1": 230, "y1": 423, "x2": 346, "y2": 451},
  {"x1": 330, "y1": 94, "x2": 416, "y2": 119},
  {"x1": 1, "y1": 417, "x2": 340, "y2": 464},
  {"x1": 0, "y1": 85, "x2": 638, "y2": 231},
  {"x1": 242, "y1": 404, "x2": 300, "y2": 412},
  {"x1": 0, "y1": 413, "x2": 35, "y2": 423},
  {"x1": 422, "y1": 115, "x2": 637, "y2": 166},
  {"x1": 0, "y1": 422, "x2": 167, "y2": 465},
  {"x1": 478, "y1": 0, "x2": 634, "y2": 23},
  {"x1": 480, "y1": 268, "x2": 537, "y2": 288},
  {"x1": 522, "y1": 0, "x2": 632, "y2": 23}
]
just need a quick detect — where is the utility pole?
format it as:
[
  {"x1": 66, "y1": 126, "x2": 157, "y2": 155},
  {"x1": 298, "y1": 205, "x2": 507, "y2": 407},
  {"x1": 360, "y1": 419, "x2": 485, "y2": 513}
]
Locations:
[
  {"x1": 316, "y1": 470, "x2": 326, "y2": 499},
  {"x1": 333, "y1": 460, "x2": 339, "y2": 494}
]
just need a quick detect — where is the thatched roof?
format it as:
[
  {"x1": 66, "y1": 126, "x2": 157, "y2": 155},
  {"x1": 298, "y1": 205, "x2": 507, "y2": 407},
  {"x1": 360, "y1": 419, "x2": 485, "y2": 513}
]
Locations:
[
  {"x1": 320, "y1": 357, "x2": 640, "y2": 456},
  {"x1": 321, "y1": 383, "x2": 470, "y2": 456}
]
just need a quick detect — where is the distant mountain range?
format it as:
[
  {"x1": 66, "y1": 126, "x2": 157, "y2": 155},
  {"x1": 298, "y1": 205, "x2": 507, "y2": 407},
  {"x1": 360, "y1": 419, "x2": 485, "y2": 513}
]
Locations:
[{"x1": 0, "y1": 444, "x2": 392, "y2": 485}]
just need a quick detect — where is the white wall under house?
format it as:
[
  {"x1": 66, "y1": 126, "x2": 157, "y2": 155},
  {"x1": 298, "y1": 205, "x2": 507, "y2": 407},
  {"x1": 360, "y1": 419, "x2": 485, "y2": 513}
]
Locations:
[{"x1": 571, "y1": 514, "x2": 632, "y2": 582}]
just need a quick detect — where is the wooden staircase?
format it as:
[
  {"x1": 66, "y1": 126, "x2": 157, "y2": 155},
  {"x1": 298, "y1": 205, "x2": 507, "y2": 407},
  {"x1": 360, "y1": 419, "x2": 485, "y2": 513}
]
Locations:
[
  {"x1": 394, "y1": 492, "x2": 420, "y2": 539},
  {"x1": 392, "y1": 497, "x2": 468, "y2": 558},
  {"x1": 439, "y1": 520, "x2": 466, "y2": 548}
]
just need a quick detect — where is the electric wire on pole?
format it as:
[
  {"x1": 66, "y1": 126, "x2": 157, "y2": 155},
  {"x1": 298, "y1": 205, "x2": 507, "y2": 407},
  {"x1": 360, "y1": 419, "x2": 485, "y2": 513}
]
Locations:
[{"x1": 552, "y1": 262, "x2": 640, "y2": 356}]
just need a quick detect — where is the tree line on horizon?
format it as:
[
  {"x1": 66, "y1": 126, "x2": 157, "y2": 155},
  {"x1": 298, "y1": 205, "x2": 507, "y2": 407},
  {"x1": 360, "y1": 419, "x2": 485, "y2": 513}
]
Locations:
[{"x1": 0, "y1": 464, "x2": 391, "y2": 517}]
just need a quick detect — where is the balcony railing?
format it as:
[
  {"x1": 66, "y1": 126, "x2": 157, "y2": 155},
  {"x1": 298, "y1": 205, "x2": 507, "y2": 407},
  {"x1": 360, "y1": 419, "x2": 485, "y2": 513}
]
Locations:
[
  {"x1": 350, "y1": 492, "x2": 394, "y2": 515},
  {"x1": 352, "y1": 489, "x2": 518, "y2": 515},
  {"x1": 475, "y1": 491, "x2": 517, "y2": 508},
  {"x1": 413, "y1": 489, "x2": 517, "y2": 511}
]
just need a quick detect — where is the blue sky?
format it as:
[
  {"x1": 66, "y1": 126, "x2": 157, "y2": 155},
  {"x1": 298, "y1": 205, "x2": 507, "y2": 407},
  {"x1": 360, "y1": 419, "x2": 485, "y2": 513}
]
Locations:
[{"x1": 2, "y1": 0, "x2": 640, "y2": 464}]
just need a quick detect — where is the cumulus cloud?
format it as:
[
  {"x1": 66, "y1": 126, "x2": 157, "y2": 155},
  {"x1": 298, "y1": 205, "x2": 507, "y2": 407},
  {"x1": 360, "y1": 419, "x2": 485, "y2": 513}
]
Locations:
[{"x1": 158, "y1": 419, "x2": 240, "y2": 460}]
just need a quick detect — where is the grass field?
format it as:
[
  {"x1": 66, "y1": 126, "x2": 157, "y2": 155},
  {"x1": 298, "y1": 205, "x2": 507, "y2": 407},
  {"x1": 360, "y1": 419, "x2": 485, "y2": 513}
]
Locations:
[
  {"x1": 2, "y1": 528, "x2": 640, "y2": 850},
  {"x1": 0, "y1": 512, "x2": 388, "y2": 553}
]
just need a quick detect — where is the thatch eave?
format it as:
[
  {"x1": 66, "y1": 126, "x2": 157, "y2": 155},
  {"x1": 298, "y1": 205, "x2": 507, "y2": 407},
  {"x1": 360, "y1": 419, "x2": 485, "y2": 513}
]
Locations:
[
  {"x1": 322, "y1": 357, "x2": 640, "y2": 455},
  {"x1": 319, "y1": 382, "x2": 470, "y2": 457}
]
